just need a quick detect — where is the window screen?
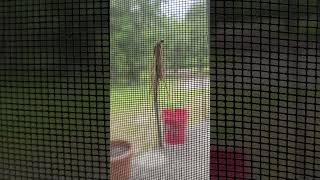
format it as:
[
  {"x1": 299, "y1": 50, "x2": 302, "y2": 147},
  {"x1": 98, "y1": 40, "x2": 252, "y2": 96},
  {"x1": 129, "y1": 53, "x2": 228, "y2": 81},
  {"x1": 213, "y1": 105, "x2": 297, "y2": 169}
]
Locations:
[
  {"x1": 111, "y1": 0, "x2": 209, "y2": 179},
  {"x1": 211, "y1": 0, "x2": 320, "y2": 179},
  {"x1": 0, "y1": 0, "x2": 108, "y2": 179},
  {"x1": 3, "y1": 0, "x2": 320, "y2": 179},
  {"x1": 0, "y1": 0, "x2": 210, "y2": 180}
]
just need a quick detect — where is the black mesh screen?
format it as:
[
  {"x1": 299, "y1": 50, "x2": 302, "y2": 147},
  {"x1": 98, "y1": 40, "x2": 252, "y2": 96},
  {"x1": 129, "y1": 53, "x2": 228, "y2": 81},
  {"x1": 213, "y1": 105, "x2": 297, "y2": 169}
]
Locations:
[
  {"x1": 211, "y1": 0, "x2": 320, "y2": 179},
  {"x1": 0, "y1": 0, "x2": 210, "y2": 179},
  {"x1": 2, "y1": 0, "x2": 320, "y2": 179},
  {"x1": 0, "y1": 0, "x2": 109, "y2": 179},
  {"x1": 111, "y1": 0, "x2": 209, "y2": 179}
]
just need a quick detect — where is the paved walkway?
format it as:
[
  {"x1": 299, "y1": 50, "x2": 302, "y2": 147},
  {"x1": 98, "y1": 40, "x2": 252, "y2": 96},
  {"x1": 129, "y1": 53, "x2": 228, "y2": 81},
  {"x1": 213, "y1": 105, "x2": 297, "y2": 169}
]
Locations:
[{"x1": 130, "y1": 120, "x2": 209, "y2": 180}]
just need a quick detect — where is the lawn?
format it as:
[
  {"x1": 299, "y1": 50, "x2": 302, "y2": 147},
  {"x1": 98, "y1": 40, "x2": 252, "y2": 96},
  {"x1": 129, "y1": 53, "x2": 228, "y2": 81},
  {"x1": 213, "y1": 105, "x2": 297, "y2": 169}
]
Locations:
[
  {"x1": 111, "y1": 79, "x2": 208, "y2": 113},
  {"x1": 0, "y1": 70, "x2": 209, "y2": 156},
  {"x1": 211, "y1": 89, "x2": 303, "y2": 142},
  {"x1": 0, "y1": 73, "x2": 109, "y2": 176},
  {"x1": 2, "y1": 68, "x2": 311, "y2": 156},
  {"x1": 0, "y1": 73, "x2": 106, "y2": 141},
  {"x1": 110, "y1": 75, "x2": 209, "y2": 155}
]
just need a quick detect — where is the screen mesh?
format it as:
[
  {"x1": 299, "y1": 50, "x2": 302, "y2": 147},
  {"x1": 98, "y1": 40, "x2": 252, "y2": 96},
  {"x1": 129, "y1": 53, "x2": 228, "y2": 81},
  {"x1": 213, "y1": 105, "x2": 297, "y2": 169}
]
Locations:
[
  {"x1": 3, "y1": 0, "x2": 320, "y2": 179},
  {"x1": 0, "y1": 0, "x2": 210, "y2": 179},
  {"x1": 111, "y1": 0, "x2": 209, "y2": 179},
  {"x1": 0, "y1": 0, "x2": 109, "y2": 179},
  {"x1": 211, "y1": 0, "x2": 320, "y2": 179}
]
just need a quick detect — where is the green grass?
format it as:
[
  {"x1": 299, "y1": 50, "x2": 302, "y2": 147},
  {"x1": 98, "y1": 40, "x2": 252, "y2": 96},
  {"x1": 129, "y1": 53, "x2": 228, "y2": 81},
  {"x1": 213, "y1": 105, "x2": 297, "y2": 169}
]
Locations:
[
  {"x1": 4, "y1": 70, "x2": 317, "y2": 153},
  {"x1": 111, "y1": 78, "x2": 208, "y2": 113},
  {"x1": 110, "y1": 76, "x2": 209, "y2": 153},
  {"x1": 0, "y1": 74, "x2": 106, "y2": 140},
  {"x1": 191, "y1": 66, "x2": 209, "y2": 74},
  {"x1": 210, "y1": 90, "x2": 305, "y2": 141},
  {"x1": 0, "y1": 71, "x2": 210, "y2": 154}
]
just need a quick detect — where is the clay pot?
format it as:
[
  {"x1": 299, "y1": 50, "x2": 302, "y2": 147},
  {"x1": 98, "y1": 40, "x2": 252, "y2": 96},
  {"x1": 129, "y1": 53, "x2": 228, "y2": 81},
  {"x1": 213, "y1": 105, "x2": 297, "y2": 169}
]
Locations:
[{"x1": 110, "y1": 140, "x2": 133, "y2": 180}]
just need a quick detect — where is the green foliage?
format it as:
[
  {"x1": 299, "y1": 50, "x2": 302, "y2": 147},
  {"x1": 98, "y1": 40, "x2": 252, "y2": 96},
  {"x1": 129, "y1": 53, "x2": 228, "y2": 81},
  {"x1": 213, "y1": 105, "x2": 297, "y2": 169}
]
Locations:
[
  {"x1": 111, "y1": 0, "x2": 318, "y2": 85},
  {"x1": 111, "y1": 0, "x2": 208, "y2": 85}
]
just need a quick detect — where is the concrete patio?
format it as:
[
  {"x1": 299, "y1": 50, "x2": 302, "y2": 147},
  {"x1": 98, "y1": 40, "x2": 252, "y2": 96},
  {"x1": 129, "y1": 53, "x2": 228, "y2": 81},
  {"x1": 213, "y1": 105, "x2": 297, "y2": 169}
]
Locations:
[{"x1": 130, "y1": 119, "x2": 209, "y2": 180}]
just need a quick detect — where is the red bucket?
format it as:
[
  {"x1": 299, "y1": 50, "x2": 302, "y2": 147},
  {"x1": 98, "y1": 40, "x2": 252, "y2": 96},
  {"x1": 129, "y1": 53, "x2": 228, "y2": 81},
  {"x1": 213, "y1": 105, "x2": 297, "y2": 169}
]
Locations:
[
  {"x1": 210, "y1": 146, "x2": 250, "y2": 180},
  {"x1": 162, "y1": 108, "x2": 187, "y2": 144}
]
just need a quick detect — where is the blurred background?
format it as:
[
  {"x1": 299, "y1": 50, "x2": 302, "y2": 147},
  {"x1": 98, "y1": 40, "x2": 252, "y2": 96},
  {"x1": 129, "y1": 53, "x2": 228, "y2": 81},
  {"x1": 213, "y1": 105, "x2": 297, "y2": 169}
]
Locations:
[{"x1": 111, "y1": 0, "x2": 209, "y2": 154}]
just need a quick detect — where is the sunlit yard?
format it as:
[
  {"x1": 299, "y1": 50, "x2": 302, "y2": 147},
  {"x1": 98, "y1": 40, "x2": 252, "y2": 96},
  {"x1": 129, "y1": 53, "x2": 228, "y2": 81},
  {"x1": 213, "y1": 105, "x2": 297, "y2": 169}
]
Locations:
[
  {"x1": 0, "y1": 69, "x2": 209, "y2": 155},
  {"x1": 111, "y1": 71, "x2": 209, "y2": 154},
  {"x1": 0, "y1": 73, "x2": 106, "y2": 139}
]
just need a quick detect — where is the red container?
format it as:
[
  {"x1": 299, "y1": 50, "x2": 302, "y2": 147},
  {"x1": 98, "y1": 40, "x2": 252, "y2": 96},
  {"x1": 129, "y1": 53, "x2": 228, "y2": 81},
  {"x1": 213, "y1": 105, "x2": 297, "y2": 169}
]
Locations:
[
  {"x1": 210, "y1": 146, "x2": 250, "y2": 180},
  {"x1": 162, "y1": 108, "x2": 187, "y2": 144}
]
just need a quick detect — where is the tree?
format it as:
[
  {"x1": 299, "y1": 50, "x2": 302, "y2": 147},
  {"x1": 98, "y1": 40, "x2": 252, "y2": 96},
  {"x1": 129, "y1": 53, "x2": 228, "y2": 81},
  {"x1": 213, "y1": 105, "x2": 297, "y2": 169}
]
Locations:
[
  {"x1": 111, "y1": 0, "x2": 164, "y2": 85},
  {"x1": 185, "y1": 0, "x2": 208, "y2": 69}
]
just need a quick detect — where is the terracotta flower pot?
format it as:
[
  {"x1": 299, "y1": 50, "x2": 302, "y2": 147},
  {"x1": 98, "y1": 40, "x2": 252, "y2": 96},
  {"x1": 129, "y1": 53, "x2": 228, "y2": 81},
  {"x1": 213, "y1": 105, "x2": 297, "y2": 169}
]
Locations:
[{"x1": 110, "y1": 140, "x2": 133, "y2": 180}]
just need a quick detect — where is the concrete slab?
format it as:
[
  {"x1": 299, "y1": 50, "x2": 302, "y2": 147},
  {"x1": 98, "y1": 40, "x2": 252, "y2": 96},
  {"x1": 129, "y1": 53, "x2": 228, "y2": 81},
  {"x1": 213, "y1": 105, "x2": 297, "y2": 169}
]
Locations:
[{"x1": 130, "y1": 120, "x2": 209, "y2": 180}]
